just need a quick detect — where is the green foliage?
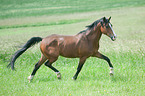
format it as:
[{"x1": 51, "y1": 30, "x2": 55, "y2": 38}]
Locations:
[{"x1": 0, "y1": 0, "x2": 145, "y2": 96}]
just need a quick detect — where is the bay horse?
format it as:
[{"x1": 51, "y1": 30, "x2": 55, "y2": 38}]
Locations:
[{"x1": 8, "y1": 16, "x2": 117, "y2": 82}]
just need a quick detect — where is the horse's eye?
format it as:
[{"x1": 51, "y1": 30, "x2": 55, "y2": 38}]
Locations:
[
  {"x1": 111, "y1": 24, "x2": 113, "y2": 27},
  {"x1": 106, "y1": 25, "x2": 109, "y2": 28}
]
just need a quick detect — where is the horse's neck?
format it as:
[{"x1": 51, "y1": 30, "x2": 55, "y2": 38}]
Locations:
[{"x1": 86, "y1": 27, "x2": 102, "y2": 44}]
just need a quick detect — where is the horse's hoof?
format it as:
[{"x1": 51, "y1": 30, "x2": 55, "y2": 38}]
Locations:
[
  {"x1": 57, "y1": 75, "x2": 61, "y2": 80},
  {"x1": 72, "y1": 77, "x2": 77, "y2": 80},
  {"x1": 110, "y1": 72, "x2": 114, "y2": 76},
  {"x1": 56, "y1": 72, "x2": 61, "y2": 80},
  {"x1": 110, "y1": 67, "x2": 114, "y2": 76},
  {"x1": 27, "y1": 75, "x2": 34, "y2": 82}
]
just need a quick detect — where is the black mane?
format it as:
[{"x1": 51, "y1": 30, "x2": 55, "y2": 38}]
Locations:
[
  {"x1": 78, "y1": 17, "x2": 108, "y2": 34},
  {"x1": 86, "y1": 18, "x2": 102, "y2": 29}
]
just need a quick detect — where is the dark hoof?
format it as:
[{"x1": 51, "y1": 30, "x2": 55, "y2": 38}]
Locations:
[
  {"x1": 110, "y1": 73, "x2": 114, "y2": 76},
  {"x1": 72, "y1": 77, "x2": 77, "y2": 80},
  {"x1": 56, "y1": 72, "x2": 61, "y2": 80}
]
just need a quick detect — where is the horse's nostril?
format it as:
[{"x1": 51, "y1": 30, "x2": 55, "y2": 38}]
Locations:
[{"x1": 111, "y1": 35, "x2": 117, "y2": 41}]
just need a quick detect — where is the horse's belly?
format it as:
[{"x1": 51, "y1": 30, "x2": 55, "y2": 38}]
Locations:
[
  {"x1": 60, "y1": 54, "x2": 78, "y2": 58},
  {"x1": 59, "y1": 48, "x2": 79, "y2": 58}
]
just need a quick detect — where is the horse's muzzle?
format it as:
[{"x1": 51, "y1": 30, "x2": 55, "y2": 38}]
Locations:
[{"x1": 111, "y1": 35, "x2": 117, "y2": 41}]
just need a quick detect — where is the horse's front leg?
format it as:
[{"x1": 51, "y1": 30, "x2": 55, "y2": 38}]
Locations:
[
  {"x1": 93, "y1": 52, "x2": 114, "y2": 76},
  {"x1": 73, "y1": 57, "x2": 87, "y2": 80}
]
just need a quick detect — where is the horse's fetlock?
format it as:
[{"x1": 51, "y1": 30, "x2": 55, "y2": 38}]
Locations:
[{"x1": 28, "y1": 75, "x2": 34, "y2": 82}]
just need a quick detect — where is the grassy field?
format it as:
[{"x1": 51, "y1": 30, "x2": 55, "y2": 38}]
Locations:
[
  {"x1": 0, "y1": 0, "x2": 144, "y2": 19},
  {"x1": 0, "y1": 0, "x2": 145, "y2": 96}
]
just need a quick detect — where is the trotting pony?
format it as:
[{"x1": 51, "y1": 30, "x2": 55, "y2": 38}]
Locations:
[{"x1": 8, "y1": 17, "x2": 117, "y2": 82}]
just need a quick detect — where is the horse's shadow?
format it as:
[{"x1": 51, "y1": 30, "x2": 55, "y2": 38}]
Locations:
[
  {"x1": 28, "y1": 76, "x2": 56, "y2": 83},
  {"x1": 110, "y1": 75, "x2": 128, "y2": 83},
  {"x1": 77, "y1": 73, "x2": 128, "y2": 83},
  {"x1": 29, "y1": 74, "x2": 127, "y2": 83}
]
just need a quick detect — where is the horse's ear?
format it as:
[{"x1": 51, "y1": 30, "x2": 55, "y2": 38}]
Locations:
[
  {"x1": 101, "y1": 17, "x2": 106, "y2": 27},
  {"x1": 103, "y1": 17, "x2": 106, "y2": 22},
  {"x1": 101, "y1": 21, "x2": 103, "y2": 27},
  {"x1": 108, "y1": 16, "x2": 111, "y2": 21}
]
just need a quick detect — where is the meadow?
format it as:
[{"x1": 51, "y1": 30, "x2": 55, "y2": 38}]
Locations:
[{"x1": 0, "y1": 0, "x2": 145, "y2": 95}]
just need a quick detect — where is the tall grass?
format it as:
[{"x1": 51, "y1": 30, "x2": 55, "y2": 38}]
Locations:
[{"x1": 0, "y1": 50, "x2": 144, "y2": 95}]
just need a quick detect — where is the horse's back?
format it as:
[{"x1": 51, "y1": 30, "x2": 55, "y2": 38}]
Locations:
[{"x1": 40, "y1": 34, "x2": 80, "y2": 58}]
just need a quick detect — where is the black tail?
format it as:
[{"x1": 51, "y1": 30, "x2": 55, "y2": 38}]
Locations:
[{"x1": 7, "y1": 37, "x2": 43, "y2": 70}]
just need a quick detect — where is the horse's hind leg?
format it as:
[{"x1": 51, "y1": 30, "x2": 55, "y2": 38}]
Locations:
[
  {"x1": 44, "y1": 58, "x2": 61, "y2": 79},
  {"x1": 28, "y1": 54, "x2": 47, "y2": 82}
]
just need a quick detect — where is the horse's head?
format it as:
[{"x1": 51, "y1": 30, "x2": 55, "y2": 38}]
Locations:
[{"x1": 100, "y1": 17, "x2": 117, "y2": 41}]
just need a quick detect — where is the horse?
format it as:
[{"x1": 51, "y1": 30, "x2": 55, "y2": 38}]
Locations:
[{"x1": 7, "y1": 16, "x2": 117, "y2": 82}]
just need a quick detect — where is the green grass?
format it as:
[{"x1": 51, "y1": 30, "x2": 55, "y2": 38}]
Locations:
[
  {"x1": 0, "y1": 19, "x2": 86, "y2": 29},
  {"x1": 0, "y1": 0, "x2": 145, "y2": 19},
  {"x1": 0, "y1": 0, "x2": 145, "y2": 96}
]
